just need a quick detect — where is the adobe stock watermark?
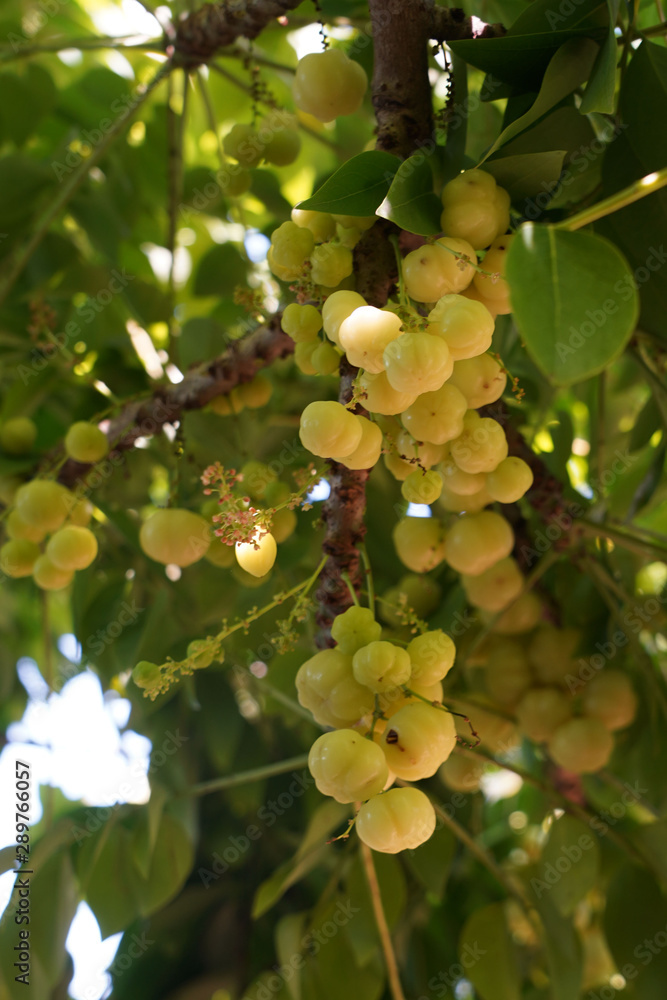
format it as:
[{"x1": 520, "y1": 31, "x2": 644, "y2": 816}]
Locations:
[
  {"x1": 17, "y1": 268, "x2": 135, "y2": 385},
  {"x1": 556, "y1": 246, "x2": 667, "y2": 364},
  {"x1": 243, "y1": 899, "x2": 360, "y2": 1000},
  {"x1": 198, "y1": 768, "x2": 315, "y2": 887},
  {"x1": 6, "y1": 0, "x2": 71, "y2": 51},
  {"x1": 81, "y1": 930, "x2": 154, "y2": 1000}
]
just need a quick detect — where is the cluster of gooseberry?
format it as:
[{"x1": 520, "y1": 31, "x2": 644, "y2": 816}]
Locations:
[
  {"x1": 207, "y1": 373, "x2": 273, "y2": 418},
  {"x1": 223, "y1": 108, "x2": 302, "y2": 176},
  {"x1": 0, "y1": 421, "x2": 108, "y2": 589},
  {"x1": 296, "y1": 605, "x2": 465, "y2": 853}
]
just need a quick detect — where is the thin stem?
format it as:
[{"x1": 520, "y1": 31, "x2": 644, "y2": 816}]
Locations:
[
  {"x1": 389, "y1": 235, "x2": 408, "y2": 308},
  {"x1": 186, "y1": 754, "x2": 309, "y2": 797},
  {"x1": 462, "y1": 746, "x2": 649, "y2": 864},
  {"x1": 0, "y1": 35, "x2": 165, "y2": 63},
  {"x1": 552, "y1": 166, "x2": 667, "y2": 231},
  {"x1": 598, "y1": 769, "x2": 660, "y2": 819},
  {"x1": 341, "y1": 572, "x2": 361, "y2": 606},
  {"x1": 209, "y1": 61, "x2": 346, "y2": 155},
  {"x1": 0, "y1": 61, "x2": 172, "y2": 306},
  {"x1": 359, "y1": 841, "x2": 407, "y2": 1000},
  {"x1": 402, "y1": 780, "x2": 534, "y2": 912},
  {"x1": 359, "y1": 542, "x2": 375, "y2": 613},
  {"x1": 642, "y1": 18, "x2": 667, "y2": 35},
  {"x1": 577, "y1": 518, "x2": 667, "y2": 560}
]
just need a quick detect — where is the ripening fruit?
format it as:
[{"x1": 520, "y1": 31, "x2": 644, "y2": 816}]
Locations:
[
  {"x1": 262, "y1": 112, "x2": 301, "y2": 166},
  {"x1": 483, "y1": 638, "x2": 532, "y2": 707},
  {"x1": 6, "y1": 508, "x2": 46, "y2": 543},
  {"x1": 394, "y1": 430, "x2": 445, "y2": 471},
  {"x1": 322, "y1": 290, "x2": 367, "y2": 346},
  {"x1": 15, "y1": 480, "x2": 71, "y2": 533},
  {"x1": 438, "y1": 458, "x2": 486, "y2": 497},
  {"x1": 445, "y1": 511, "x2": 514, "y2": 576},
  {"x1": 205, "y1": 536, "x2": 236, "y2": 568},
  {"x1": 308, "y1": 729, "x2": 389, "y2": 803},
  {"x1": 456, "y1": 696, "x2": 518, "y2": 754},
  {"x1": 338, "y1": 306, "x2": 403, "y2": 373},
  {"x1": 428, "y1": 294, "x2": 495, "y2": 361},
  {"x1": 238, "y1": 375, "x2": 273, "y2": 409},
  {"x1": 32, "y1": 554, "x2": 74, "y2": 591},
  {"x1": 270, "y1": 507, "x2": 297, "y2": 544},
  {"x1": 332, "y1": 415, "x2": 382, "y2": 470},
  {"x1": 485, "y1": 590, "x2": 543, "y2": 634},
  {"x1": 296, "y1": 647, "x2": 374, "y2": 729},
  {"x1": 384, "y1": 332, "x2": 453, "y2": 394},
  {"x1": 380, "y1": 702, "x2": 457, "y2": 780},
  {"x1": 186, "y1": 639, "x2": 217, "y2": 670},
  {"x1": 65, "y1": 422, "x2": 108, "y2": 464},
  {"x1": 67, "y1": 497, "x2": 94, "y2": 527},
  {"x1": 450, "y1": 414, "x2": 508, "y2": 474},
  {"x1": 293, "y1": 48, "x2": 368, "y2": 123},
  {"x1": 331, "y1": 606, "x2": 382, "y2": 655},
  {"x1": 401, "y1": 469, "x2": 442, "y2": 505},
  {"x1": 516, "y1": 687, "x2": 573, "y2": 742},
  {"x1": 393, "y1": 516, "x2": 447, "y2": 573},
  {"x1": 46, "y1": 525, "x2": 98, "y2": 571},
  {"x1": 407, "y1": 629, "x2": 456, "y2": 685},
  {"x1": 333, "y1": 214, "x2": 376, "y2": 230},
  {"x1": 461, "y1": 557, "x2": 524, "y2": 612},
  {"x1": 402, "y1": 237, "x2": 476, "y2": 302},
  {"x1": 379, "y1": 573, "x2": 442, "y2": 628},
  {"x1": 487, "y1": 456, "x2": 534, "y2": 504},
  {"x1": 440, "y1": 169, "x2": 510, "y2": 250},
  {"x1": 528, "y1": 626, "x2": 581, "y2": 685},
  {"x1": 376, "y1": 678, "x2": 443, "y2": 727},
  {"x1": 223, "y1": 123, "x2": 263, "y2": 167},
  {"x1": 0, "y1": 539, "x2": 40, "y2": 578},
  {"x1": 132, "y1": 660, "x2": 162, "y2": 690},
  {"x1": 437, "y1": 482, "x2": 493, "y2": 514},
  {"x1": 356, "y1": 787, "x2": 436, "y2": 853},
  {"x1": 0, "y1": 417, "x2": 37, "y2": 455},
  {"x1": 357, "y1": 370, "x2": 417, "y2": 415},
  {"x1": 235, "y1": 529, "x2": 277, "y2": 578},
  {"x1": 299, "y1": 400, "x2": 363, "y2": 458},
  {"x1": 310, "y1": 244, "x2": 353, "y2": 287},
  {"x1": 581, "y1": 671, "x2": 638, "y2": 731},
  {"x1": 548, "y1": 717, "x2": 614, "y2": 774},
  {"x1": 447, "y1": 353, "x2": 507, "y2": 408},
  {"x1": 291, "y1": 208, "x2": 336, "y2": 243},
  {"x1": 439, "y1": 754, "x2": 484, "y2": 793},
  {"x1": 473, "y1": 234, "x2": 514, "y2": 303},
  {"x1": 311, "y1": 341, "x2": 341, "y2": 376},
  {"x1": 294, "y1": 341, "x2": 319, "y2": 375},
  {"x1": 281, "y1": 302, "x2": 322, "y2": 342},
  {"x1": 139, "y1": 508, "x2": 210, "y2": 567},
  {"x1": 401, "y1": 383, "x2": 467, "y2": 445},
  {"x1": 353, "y1": 640, "x2": 412, "y2": 693},
  {"x1": 270, "y1": 221, "x2": 315, "y2": 280}
]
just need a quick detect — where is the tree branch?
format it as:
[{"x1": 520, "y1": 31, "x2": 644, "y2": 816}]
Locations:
[
  {"x1": 58, "y1": 318, "x2": 293, "y2": 488},
  {"x1": 173, "y1": 0, "x2": 302, "y2": 67}
]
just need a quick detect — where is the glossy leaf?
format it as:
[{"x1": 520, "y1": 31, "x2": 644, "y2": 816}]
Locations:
[
  {"x1": 538, "y1": 815, "x2": 600, "y2": 915},
  {"x1": 377, "y1": 155, "x2": 443, "y2": 235},
  {"x1": 458, "y1": 902, "x2": 521, "y2": 1000},
  {"x1": 506, "y1": 226, "x2": 639, "y2": 384},
  {"x1": 533, "y1": 893, "x2": 583, "y2": 1000},
  {"x1": 296, "y1": 151, "x2": 401, "y2": 215}
]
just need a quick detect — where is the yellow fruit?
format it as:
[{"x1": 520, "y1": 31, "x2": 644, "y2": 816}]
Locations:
[
  {"x1": 332, "y1": 415, "x2": 383, "y2": 470},
  {"x1": 64, "y1": 422, "x2": 108, "y2": 464},
  {"x1": 401, "y1": 383, "x2": 467, "y2": 445},
  {"x1": 487, "y1": 456, "x2": 534, "y2": 504},
  {"x1": 383, "y1": 332, "x2": 453, "y2": 394},
  {"x1": 462, "y1": 557, "x2": 524, "y2": 612},
  {"x1": 15, "y1": 480, "x2": 71, "y2": 533},
  {"x1": 322, "y1": 290, "x2": 367, "y2": 346},
  {"x1": 473, "y1": 234, "x2": 514, "y2": 303},
  {"x1": 516, "y1": 687, "x2": 573, "y2": 742},
  {"x1": 380, "y1": 701, "x2": 457, "y2": 780},
  {"x1": 357, "y1": 370, "x2": 417, "y2": 415},
  {"x1": 445, "y1": 511, "x2": 514, "y2": 576},
  {"x1": 235, "y1": 529, "x2": 277, "y2": 578},
  {"x1": 46, "y1": 525, "x2": 98, "y2": 571},
  {"x1": 393, "y1": 516, "x2": 447, "y2": 573},
  {"x1": 548, "y1": 717, "x2": 614, "y2": 774},
  {"x1": 308, "y1": 729, "x2": 389, "y2": 803},
  {"x1": 299, "y1": 400, "x2": 363, "y2": 458},
  {"x1": 139, "y1": 508, "x2": 210, "y2": 567},
  {"x1": 439, "y1": 754, "x2": 484, "y2": 793},
  {"x1": 296, "y1": 647, "x2": 374, "y2": 729},
  {"x1": 0, "y1": 417, "x2": 37, "y2": 455},
  {"x1": 32, "y1": 555, "x2": 74, "y2": 591},
  {"x1": 356, "y1": 787, "x2": 436, "y2": 853},
  {"x1": 0, "y1": 539, "x2": 40, "y2": 578},
  {"x1": 402, "y1": 237, "x2": 476, "y2": 302},
  {"x1": 581, "y1": 670, "x2": 638, "y2": 731},
  {"x1": 448, "y1": 354, "x2": 507, "y2": 408},
  {"x1": 427, "y1": 293, "x2": 495, "y2": 360},
  {"x1": 339, "y1": 306, "x2": 403, "y2": 373},
  {"x1": 293, "y1": 48, "x2": 368, "y2": 123}
]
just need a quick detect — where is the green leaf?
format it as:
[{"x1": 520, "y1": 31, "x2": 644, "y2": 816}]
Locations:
[
  {"x1": 480, "y1": 38, "x2": 600, "y2": 164},
  {"x1": 193, "y1": 243, "x2": 249, "y2": 297},
  {"x1": 296, "y1": 151, "x2": 401, "y2": 216},
  {"x1": 79, "y1": 822, "x2": 139, "y2": 938},
  {"x1": 631, "y1": 818, "x2": 667, "y2": 886},
  {"x1": 533, "y1": 893, "x2": 583, "y2": 1000},
  {"x1": 597, "y1": 41, "x2": 667, "y2": 342},
  {"x1": 376, "y1": 155, "x2": 442, "y2": 235},
  {"x1": 538, "y1": 815, "x2": 599, "y2": 915},
  {"x1": 131, "y1": 784, "x2": 169, "y2": 879},
  {"x1": 133, "y1": 811, "x2": 195, "y2": 917},
  {"x1": 29, "y1": 851, "x2": 79, "y2": 985},
  {"x1": 485, "y1": 151, "x2": 567, "y2": 199},
  {"x1": 276, "y1": 913, "x2": 308, "y2": 1000},
  {"x1": 344, "y1": 852, "x2": 407, "y2": 966},
  {"x1": 252, "y1": 801, "x2": 349, "y2": 918},
  {"x1": 458, "y1": 902, "x2": 521, "y2": 1000},
  {"x1": 580, "y1": 0, "x2": 618, "y2": 113},
  {"x1": 604, "y1": 865, "x2": 667, "y2": 999},
  {"x1": 404, "y1": 823, "x2": 455, "y2": 901},
  {"x1": 505, "y1": 226, "x2": 639, "y2": 384}
]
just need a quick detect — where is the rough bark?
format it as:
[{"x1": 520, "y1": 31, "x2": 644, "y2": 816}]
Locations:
[
  {"x1": 173, "y1": 0, "x2": 303, "y2": 66},
  {"x1": 58, "y1": 319, "x2": 293, "y2": 489}
]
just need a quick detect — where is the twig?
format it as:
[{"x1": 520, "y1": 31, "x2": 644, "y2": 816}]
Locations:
[
  {"x1": 187, "y1": 753, "x2": 309, "y2": 796},
  {"x1": 360, "y1": 840, "x2": 407, "y2": 1000}
]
